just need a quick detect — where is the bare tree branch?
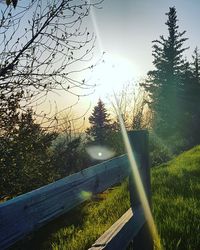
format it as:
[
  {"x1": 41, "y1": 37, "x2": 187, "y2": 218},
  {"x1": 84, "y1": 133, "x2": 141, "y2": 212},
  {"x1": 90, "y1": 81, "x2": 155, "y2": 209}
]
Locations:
[{"x1": 0, "y1": 0, "x2": 103, "y2": 133}]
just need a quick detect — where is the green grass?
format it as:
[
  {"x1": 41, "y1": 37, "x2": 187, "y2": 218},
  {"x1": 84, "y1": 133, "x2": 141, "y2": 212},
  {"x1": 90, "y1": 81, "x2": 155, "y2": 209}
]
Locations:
[
  {"x1": 11, "y1": 183, "x2": 130, "y2": 250},
  {"x1": 12, "y1": 146, "x2": 200, "y2": 250},
  {"x1": 49, "y1": 184, "x2": 130, "y2": 250},
  {"x1": 152, "y1": 146, "x2": 200, "y2": 250}
]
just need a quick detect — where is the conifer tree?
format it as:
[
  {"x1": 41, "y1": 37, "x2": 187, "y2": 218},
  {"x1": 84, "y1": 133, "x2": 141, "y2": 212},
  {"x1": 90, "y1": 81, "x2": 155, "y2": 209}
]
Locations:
[
  {"x1": 86, "y1": 99, "x2": 112, "y2": 144},
  {"x1": 142, "y1": 7, "x2": 189, "y2": 139},
  {"x1": 183, "y1": 48, "x2": 200, "y2": 145},
  {"x1": 191, "y1": 47, "x2": 200, "y2": 82},
  {"x1": 0, "y1": 109, "x2": 56, "y2": 196}
]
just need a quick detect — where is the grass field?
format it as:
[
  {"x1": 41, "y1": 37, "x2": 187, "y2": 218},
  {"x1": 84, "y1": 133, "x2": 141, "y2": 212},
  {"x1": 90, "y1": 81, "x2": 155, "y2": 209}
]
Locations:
[{"x1": 12, "y1": 146, "x2": 200, "y2": 250}]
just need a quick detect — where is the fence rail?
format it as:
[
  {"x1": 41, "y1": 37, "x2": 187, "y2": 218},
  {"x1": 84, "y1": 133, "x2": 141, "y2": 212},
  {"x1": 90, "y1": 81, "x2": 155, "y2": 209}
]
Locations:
[
  {"x1": 0, "y1": 130, "x2": 152, "y2": 250},
  {"x1": 88, "y1": 206, "x2": 145, "y2": 250}
]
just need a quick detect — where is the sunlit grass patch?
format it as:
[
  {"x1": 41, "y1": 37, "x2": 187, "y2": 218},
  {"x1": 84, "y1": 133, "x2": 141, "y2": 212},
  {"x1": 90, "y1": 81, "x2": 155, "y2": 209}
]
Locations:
[
  {"x1": 48, "y1": 183, "x2": 130, "y2": 250},
  {"x1": 12, "y1": 182, "x2": 130, "y2": 250},
  {"x1": 50, "y1": 184, "x2": 129, "y2": 250},
  {"x1": 152, "y1": 146, "x2": 200, "y2": 250}
]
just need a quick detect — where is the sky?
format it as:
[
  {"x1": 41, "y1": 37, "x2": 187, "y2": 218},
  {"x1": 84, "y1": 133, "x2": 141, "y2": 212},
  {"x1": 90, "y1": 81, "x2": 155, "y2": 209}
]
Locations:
[
  {"x1": 90, "y1": 0, "x2": 200, "y2": 76},
  {"x1": 65, "y1": 0, "x2": 200, "y2": 121},
  {"x1": 2, "y1": 0, "x2": 200, "y2": 126}
]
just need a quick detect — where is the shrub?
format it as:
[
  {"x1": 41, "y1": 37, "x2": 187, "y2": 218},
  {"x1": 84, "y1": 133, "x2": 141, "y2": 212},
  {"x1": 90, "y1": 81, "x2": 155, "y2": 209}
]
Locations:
[
  {"x1": 50, "y1": 133, "x2": 91, "y2": 176},
  {"x1": 149, "y1": 132, "x2": 173, "y2": 166}
]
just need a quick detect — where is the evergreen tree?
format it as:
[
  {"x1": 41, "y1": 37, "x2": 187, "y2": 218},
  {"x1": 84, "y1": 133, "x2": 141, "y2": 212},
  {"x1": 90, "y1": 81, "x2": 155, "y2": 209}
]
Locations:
[
  {"x1": 86, "y1": 99, "x2": 112, "y2": 144},
  {"x1": 183, "y1": 48, "x2": 200, "y2": 146},
  {"x1": 191, "y1": 47, "x2": 200, "y2": 82},
  {"x1": 0, "y1": 109, "x2": 57, "y2": 196},
  {"x1": 142, "y1": 7, "x2": 189, "y2": 139}
]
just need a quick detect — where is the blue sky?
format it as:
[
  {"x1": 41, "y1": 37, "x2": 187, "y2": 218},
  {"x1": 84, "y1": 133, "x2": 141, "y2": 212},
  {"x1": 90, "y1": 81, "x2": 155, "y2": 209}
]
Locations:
[
  {"x1": 2, "y1": 0, "x2": 199, "y2": 122},
  {"x1": 90, "y1": 0, "x2": 200, "y2": 77},
  {"x1": 56, "y1": 0, "x2": 200, "y2": 121}
]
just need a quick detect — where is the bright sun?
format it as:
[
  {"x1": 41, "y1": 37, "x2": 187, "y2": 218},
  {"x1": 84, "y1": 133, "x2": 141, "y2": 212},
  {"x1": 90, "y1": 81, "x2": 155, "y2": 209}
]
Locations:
[{"x1": 90, "y1": 54, "x2": 135, "y2": 98}]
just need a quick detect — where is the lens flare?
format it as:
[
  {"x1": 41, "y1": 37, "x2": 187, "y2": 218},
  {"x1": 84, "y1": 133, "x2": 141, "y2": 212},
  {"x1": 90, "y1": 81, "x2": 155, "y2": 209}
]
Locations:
[
  {"x1": 113, "y1": 93, "x2": 162, "y2": 249},
  {"x1": 90, "y1": 4, "x2": 162, "y2": 248},
  {"x1": 79, "y1": 191, "x2": 92, "y2": 200},
  {"x1": 86, "y1": 145, "x2": 115, "y2": 160}
]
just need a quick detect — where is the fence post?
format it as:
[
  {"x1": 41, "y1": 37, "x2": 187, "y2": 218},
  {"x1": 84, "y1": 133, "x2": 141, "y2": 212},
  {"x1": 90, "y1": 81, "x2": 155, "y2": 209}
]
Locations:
[{"x1": 128, "y1": 130, "x2": 153, "y2": 250}]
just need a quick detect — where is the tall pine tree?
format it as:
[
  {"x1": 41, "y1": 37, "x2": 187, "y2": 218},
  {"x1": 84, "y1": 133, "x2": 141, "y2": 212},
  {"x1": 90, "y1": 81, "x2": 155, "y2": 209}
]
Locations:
[
  {"x1": 183, "y1": 48, "x2": 200, "y2": 146},
  {"x1": 191, "y1": 47, "x2": 200, "y2": 82},
  {"x1": 86, "y1": 99, "x2": 112, "y2": 144},
  {"x1": 142, "y1": 7, "x2": 189, "y2": 139}
]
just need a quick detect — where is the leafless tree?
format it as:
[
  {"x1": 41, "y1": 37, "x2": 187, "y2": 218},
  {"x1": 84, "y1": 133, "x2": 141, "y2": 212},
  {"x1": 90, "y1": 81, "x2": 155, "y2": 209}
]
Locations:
[
  {"x1": 3, "y1": 0, "x2": 18, "y2": 8},
  {"x1": 0, "y1": 0, "x2": 103, "y2": 132},
  {"x1": 110, "y1": 82, "x2": 152, "y2": 130}
]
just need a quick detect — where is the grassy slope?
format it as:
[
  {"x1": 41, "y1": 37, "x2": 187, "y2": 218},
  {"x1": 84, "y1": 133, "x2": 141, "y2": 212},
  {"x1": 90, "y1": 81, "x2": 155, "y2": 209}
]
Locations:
[
  {"x1": 12, "y1": 146, "x2": 200, "y2": 250},
  {"x1": 152, "y1": 146, "x2": 200, "y2": 250},
  {"x1": 49, "y1": 184, "x2": 130, "y2": 250}
]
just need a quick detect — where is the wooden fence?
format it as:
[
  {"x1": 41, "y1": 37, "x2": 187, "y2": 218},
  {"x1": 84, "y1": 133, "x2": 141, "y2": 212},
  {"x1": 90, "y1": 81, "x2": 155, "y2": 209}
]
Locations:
[{"x1": 0, "y1": 130, "x2": 153, "y2": 250}]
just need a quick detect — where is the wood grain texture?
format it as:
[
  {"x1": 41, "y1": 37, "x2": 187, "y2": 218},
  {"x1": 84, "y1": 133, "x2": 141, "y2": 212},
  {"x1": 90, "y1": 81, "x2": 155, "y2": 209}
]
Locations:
[{"x1": 0, "y1": 155, "x2": 129, "y2": 249}]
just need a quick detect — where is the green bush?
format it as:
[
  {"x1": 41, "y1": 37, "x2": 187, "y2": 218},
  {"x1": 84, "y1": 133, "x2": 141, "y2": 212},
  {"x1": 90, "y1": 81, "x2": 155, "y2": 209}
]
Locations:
[
  {"x1": 0, "y1": 110, "x2": 57, "y2": 198},
  {"x1": 149, "y1": 132, "x2": 173, "y2": 166},
  {"x1": 50, "y1": 133, "x2": 91, "y2": 176}
]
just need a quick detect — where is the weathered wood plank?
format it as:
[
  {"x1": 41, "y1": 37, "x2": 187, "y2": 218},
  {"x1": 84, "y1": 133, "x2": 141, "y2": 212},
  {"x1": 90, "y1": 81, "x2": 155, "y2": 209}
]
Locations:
[
  {"x1": 128, "y1": 130, "x2": 153, "y2": 250},
  {"x1": 128, "y1": 130, "x2": 151, "y2": 208},
  {"x1": 0, "y1": 155, "x2": 129, "y2": 250},
  {"x1": 88, "y1": 206, "x2": 145, "y2": 250}
]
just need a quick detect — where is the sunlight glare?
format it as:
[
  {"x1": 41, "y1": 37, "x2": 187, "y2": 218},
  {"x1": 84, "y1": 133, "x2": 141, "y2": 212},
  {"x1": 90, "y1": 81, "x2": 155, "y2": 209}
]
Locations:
[
  {"x1": 90, "y1": 54, "x2": 135, "y2": 98},
  {"x1": 113, "y1": 94, "x2": 162, "y2": 249}
]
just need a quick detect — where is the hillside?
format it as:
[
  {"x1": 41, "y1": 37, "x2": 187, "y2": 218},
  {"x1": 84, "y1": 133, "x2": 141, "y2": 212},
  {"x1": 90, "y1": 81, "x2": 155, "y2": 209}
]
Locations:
[
  {"x1": 152, "y1": 146, "x2": 200, "y2": 249},
  {"x1": 11, "y1": 146, "x2": 200, "y2": 250}
]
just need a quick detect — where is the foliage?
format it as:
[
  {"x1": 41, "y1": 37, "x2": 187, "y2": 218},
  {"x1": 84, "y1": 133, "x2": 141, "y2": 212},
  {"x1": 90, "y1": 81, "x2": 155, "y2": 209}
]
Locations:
[
  {"x1": 105, "y1": 131, "x2": 125, "y2": 156},
  {"x1": 86, "y1": 99, "x2": 114, "y2": 144},
  {"x1": 149, "y1": 132, "x2": 173, "y2": 167},
  {"x1": 191, "y1": 47, "x2": 200, "y2": 81},
  {"x1": 0, "y1": 0, "x2": 102, "y2": 128},
  {"x1": 181, "y1": 48, "x2": 200, "y2": 147},
  {"x1": 0, "y1": 92, "x2": 21, "y2": 135},
  {"x1": 0, "y1": 109, "x2": 57, "y2": 197},
  {"x1": 5, "y1": 0, "x2": 18, "y2": 8},
  {"x1": 0, "y1": 0, "x2": 103, "y2": 196},
  {"x1": 148, "y1": 129, "x2": 193, "y2": 167},
  {"x1": 142, "y1": 7, "x2": 189, "y2": 139},
  {"x1": 85, "y1": 99, "x2": 125, "y2": 158},
  {"x1": 142, "y1": 7, "x2": 200, "y2": 150},
  {"x1": 50, "y1": 133, "x2": 90, "y2": 176},
  {"x1": 110, "y1": 83, "x2": 151, "y2": 130},
  {"x1": 0, "y1": 107, "x2": 93, "y2": 197}
]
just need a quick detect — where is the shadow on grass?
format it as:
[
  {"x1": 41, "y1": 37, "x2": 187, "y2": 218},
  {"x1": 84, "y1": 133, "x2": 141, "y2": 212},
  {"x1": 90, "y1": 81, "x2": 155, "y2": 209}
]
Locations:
[
  {"x1": 152, "y1": 166, "x2": 200, "y2": 199},
  {"x1": 8, "y1": 184, "x2": 122, "y2": 250},
  {"x1": 9, "y1": 201, "x2": 90, "y2": 250}
]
